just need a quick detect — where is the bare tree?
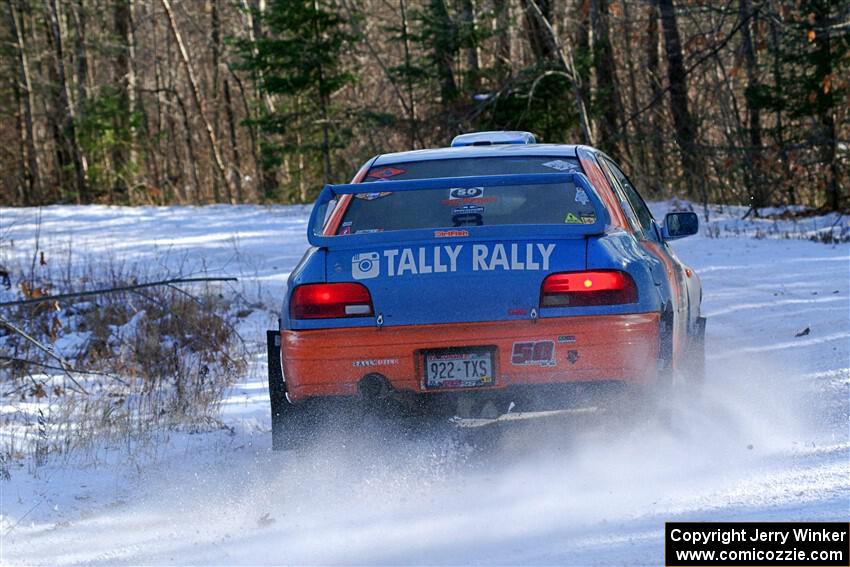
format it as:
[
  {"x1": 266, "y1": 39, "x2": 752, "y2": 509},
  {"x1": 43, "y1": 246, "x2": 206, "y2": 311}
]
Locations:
[
  {"x1": 493, "y1": 0, "x2": 512, "y2": 82},
  {"x1": 523, "y1": 0, "x2": 595, "y2": 145},
  {"x1": 655, "y1": 0, "x2": 708, "y2": 215},
  {"x1": 44, "y1": 0, "x2": 88, "y2": 203},
  {"x1": 0, "y1": 0, "x2": 844, "y2": 210},
  {"x1": 739, "y1": 0, "x2": 766, "y2": 208},
  {"x1": 160, "y1": 0, "x2": 237, "y2": 203},
  {"x1": 5, "y1": 0, "x2": 41, "y2": 203},
  {"x1": 589, "y1": 0, "x2": 625, "y2": 156}
]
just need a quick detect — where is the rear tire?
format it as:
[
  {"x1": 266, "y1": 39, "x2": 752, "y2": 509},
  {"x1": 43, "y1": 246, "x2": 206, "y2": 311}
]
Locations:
[
  {"x1": 269, "y1": 394, "x2": 295, "y2": 451},
  {"x1": 270, "y1": 397, "x2": 323, "y2": 451}
]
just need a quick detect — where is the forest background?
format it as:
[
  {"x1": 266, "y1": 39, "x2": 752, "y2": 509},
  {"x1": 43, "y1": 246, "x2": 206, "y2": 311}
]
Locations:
[{"x1": 1, "y1": 0, "x2": 847, "y2": 213}]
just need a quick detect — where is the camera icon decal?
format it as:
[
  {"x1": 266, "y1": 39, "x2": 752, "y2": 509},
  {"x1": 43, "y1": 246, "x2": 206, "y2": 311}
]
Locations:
[{"x1": 352, "y1": 252, "x2": 380, "y2": 280}]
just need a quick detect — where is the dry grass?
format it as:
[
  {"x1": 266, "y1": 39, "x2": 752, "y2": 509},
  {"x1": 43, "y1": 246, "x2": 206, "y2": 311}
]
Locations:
[{"x1": 0, "y1": 253, "x2": 247, "y2": 472}]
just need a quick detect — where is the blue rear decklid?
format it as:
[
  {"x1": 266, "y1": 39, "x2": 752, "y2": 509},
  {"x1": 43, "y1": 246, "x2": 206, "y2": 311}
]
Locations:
[{"x1": 303, "y1": 173, "x2": 608, "y2": 328}]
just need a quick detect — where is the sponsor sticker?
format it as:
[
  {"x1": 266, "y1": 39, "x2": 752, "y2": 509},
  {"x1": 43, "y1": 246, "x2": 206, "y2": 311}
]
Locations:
[
  {"x1": 367, "y1": 167, "x2": 405, "y2": 179},
  {"x1": 350, "y1": 243, "x2": 556, "y2": 279},
  {"x1": 575, "y1": 187, "x2": 590, "y2": 205},
  {"x1": 351, "y1": 252, "x2": 381, "y2": 280},
  {"x1": 355, "y1": 192, "x2": 391, "y2": 201},
  {"x1": 353, "y1": 358, "x2": 400, "y2": 368},
  {"x1": 441, "y1": 196, "x2": 497, "y2": 205},
  {"x1": 541, "y1": 160, "x2": 575, "y2": 171},
  {"x1": 434, "y1": 229, "x2": 469, "y2": 238},
  {"x1": 448, "y1": 187, "x2": 484, "y2": 200},
  {"x1": 564, "y1": 212, "x2": 582, "y2": 224},
  {"x1": 511, "y1": 341, "x2": 556, "y2": 367},
  {"x1": 452, "y1": 204, "x2": 485, "y2": 216}
]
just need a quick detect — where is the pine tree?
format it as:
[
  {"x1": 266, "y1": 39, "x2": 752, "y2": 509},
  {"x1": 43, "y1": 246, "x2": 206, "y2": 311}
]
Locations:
[
  {"x1": 751, "y1": 0, "x2": 848, "y2": 210},
  {"x1": 382, "y1": 0, "x2": 429, "y2": 148},
  {"x1": 417, "y1": 0, "x2": 460, "y2": 137},
  {"x1": 239, "y1": 0, "x2": 354, "y2": 201}
]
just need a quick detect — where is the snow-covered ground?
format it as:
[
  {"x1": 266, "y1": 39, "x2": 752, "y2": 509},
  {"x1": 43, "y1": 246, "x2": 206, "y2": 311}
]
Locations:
[{"x1": 1, "y1": 203, "x2": 848, "y2": 565}]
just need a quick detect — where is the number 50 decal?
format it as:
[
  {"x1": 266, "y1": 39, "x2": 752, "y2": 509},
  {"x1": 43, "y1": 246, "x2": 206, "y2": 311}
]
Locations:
[
  {"x1": 448, "y1": 187, "x2": 483, "y2": 199},
  {"x1": 511, "y1": 341, "x2": 556, "y2": 367}
]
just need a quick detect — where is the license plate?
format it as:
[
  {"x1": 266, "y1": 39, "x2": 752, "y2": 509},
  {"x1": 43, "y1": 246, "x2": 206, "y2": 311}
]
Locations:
[{"x1": 423, "y1": 347, "x2": 495, "y2": 389}]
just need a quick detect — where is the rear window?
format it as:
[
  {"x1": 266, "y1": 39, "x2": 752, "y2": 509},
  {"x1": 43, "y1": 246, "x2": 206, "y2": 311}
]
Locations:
[
  {"x1": 364, "y1": 156, "x2": 581, "y2": 181},
  {"x1": 337, "y1": 157, "x2": 595, "y2": 234}
]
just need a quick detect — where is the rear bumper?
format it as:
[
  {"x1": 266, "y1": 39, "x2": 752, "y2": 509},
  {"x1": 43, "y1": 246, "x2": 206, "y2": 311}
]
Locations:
[{"x1": 277, "y1": 313, "x2": 661, "y2": 402}]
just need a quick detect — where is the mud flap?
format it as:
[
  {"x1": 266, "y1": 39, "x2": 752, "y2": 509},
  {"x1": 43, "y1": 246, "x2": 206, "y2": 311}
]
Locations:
[
  {"x1": 695, "y1": 316, "x2": 707, "y2": 342},
  {"x1": 641, "y1": 307, "x2": 676, "y2": 423},
  {"x1": 683, "y1": 317, "x2": 707, "y2": 386},
  {"x1": 657, "y1": 308, "x2": 675, "y2": 386},
  {"x1": 266, "y1": 330, "x2": 288, "y2": 450}
]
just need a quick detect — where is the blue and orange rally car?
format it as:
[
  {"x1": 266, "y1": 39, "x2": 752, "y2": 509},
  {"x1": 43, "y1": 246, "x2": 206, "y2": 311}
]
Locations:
[{"x1": 267, "y1": 131, "x2": 705, "y2": 449}]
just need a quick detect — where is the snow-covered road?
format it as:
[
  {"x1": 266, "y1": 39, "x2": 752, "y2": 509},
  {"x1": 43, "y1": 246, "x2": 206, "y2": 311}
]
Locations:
[{"x1": 1, "y1": 204, "x2": 848, "y2": 565}]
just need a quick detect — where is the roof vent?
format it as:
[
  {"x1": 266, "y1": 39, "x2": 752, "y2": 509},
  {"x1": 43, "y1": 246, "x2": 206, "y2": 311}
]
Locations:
[{"x1": 450, "y1": 131, "x2": 536, "y2": 148}]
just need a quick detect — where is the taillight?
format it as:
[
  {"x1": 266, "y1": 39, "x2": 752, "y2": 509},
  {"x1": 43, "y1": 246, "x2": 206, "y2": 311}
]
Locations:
[
  {"x1": 290, "y1": 283, "x2": 374, "y2": 319},
  {"x1": 541, "y1": 271, "x2": 638, "y2": 307}
]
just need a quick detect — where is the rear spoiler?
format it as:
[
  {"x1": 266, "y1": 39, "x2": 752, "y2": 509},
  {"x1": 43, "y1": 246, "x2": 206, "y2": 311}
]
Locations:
[{"x1": 306, "y1": 173, "x2": 609, "y2": 249}]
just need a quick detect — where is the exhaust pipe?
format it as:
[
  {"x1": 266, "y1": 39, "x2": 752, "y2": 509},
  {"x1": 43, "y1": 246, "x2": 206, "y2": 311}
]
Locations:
[{"x1": 358, "y1": 373, "x2": 392, "y2": 401}]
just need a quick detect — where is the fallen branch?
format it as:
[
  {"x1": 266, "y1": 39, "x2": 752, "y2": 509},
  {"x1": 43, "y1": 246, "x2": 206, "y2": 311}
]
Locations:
[
  {"x1": 0, "y1": 316, "x2": 89, "y2": 394},
  {"x1": 0, "y1": 277, "x2": 237, "y2": 308},
  {"x1": 0, "y1": 356, "x2": 129, "y2": 386}
]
